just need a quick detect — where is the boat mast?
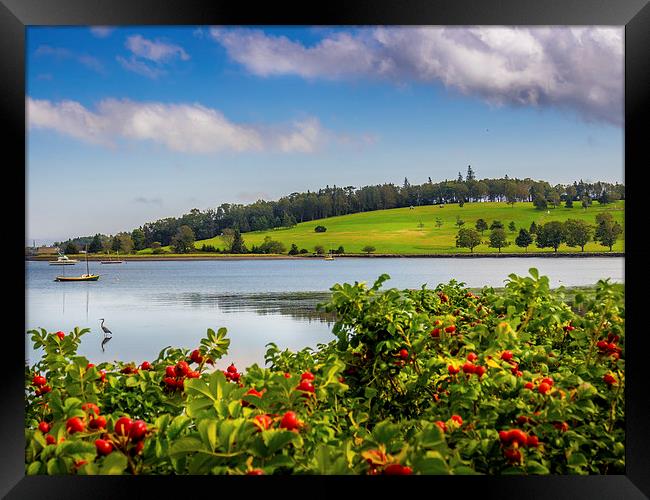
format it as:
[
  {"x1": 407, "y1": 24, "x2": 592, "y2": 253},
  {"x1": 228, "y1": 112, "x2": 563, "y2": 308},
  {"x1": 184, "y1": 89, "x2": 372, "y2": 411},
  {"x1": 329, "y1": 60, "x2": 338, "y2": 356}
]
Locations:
[{"x1": 86, "y1": 244, "x2": 89, "y2": 275}]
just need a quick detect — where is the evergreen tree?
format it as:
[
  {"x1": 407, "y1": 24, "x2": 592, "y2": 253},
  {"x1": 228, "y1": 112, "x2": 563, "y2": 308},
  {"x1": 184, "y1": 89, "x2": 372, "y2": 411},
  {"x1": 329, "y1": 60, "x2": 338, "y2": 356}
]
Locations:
[
  {"x1": 475, "y1": 219, "x2": 488, "y2": 234},
  {"x1": 515, "y1": 228, "x2": 533, "y2": 252},
  {"x1": 230, "y1": 230, "x2": 248, "y2": 254}
]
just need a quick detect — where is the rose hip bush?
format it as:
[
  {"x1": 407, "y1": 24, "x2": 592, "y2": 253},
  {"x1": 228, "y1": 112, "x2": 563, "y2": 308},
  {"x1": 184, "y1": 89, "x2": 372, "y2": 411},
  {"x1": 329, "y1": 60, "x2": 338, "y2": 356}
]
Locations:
[{"x1": 25, "y1": 268, "x2": 624, "y2": 475}]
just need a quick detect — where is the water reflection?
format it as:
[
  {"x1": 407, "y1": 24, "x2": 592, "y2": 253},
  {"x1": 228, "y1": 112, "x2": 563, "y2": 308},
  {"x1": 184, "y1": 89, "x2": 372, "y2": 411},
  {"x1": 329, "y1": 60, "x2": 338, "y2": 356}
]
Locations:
[{"x1": 148, "y1": 291, "x2": 335, "y2": 323}]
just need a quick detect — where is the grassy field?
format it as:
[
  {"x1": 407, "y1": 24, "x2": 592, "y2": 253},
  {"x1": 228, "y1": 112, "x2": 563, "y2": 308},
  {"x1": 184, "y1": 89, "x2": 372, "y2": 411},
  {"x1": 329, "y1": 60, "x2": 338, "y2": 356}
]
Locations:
[{"x1": 144, "y1": 200, "x2": 624, "y2": 255}]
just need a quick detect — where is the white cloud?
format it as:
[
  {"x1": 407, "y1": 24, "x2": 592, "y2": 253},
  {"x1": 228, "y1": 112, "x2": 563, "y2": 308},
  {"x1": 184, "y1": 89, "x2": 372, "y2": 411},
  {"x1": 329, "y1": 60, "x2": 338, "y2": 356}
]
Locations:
[
  {"x1": 90, "y1": 26, "x2": 114, "y2": 38},
  {"x1": 125, "y1": 34, "x2": 190, "y2": 63},
  {"x1": 118, "y1": 34, "x2": 190, "y2": 78},
  {"x1": 211, "y1": 26, "x2": 623, "y2": 125},
  {"x1": 27, "y1": 97, "x2": 331, "y2": 154},
  {"x1": 116, "y1": 55, "x2": 166, "y2": 79}
]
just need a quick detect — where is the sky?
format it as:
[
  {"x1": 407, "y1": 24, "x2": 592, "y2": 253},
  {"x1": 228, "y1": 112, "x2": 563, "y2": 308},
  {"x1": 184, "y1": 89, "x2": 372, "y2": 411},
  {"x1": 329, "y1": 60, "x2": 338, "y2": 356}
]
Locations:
[{"x1": 26, "y1": 26, "x2": 624, "y2": 244}]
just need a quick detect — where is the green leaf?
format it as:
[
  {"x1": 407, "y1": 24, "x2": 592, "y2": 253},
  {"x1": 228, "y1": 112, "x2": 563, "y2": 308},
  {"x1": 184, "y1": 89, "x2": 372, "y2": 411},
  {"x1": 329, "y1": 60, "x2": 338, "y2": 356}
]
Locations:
[
  {"x1": 169, "y1": 437, "x2": 207, "y2": 457},
  {"x1": 527, "y1": 460, "x2": 550, "y2": 474},
  {"x1": 262, "y1": 429, "x2": 297, "y2": 455},
  {"x1": 568, "y1": 452, "x2": 588, "y2": 467},
  {"x1": 99, "y1": 452, "x2": 128, "y2": 475},
  {"x1": 27, "y1": 462, "x2": 42, "y2": 475}
]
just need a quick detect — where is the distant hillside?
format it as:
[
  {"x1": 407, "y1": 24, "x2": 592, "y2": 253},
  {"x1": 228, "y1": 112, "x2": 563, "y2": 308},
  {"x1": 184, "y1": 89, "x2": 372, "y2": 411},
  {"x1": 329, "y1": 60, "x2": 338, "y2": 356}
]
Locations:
[{"x1": 142, "y1": 200, "x2": 624, "y2": 255}]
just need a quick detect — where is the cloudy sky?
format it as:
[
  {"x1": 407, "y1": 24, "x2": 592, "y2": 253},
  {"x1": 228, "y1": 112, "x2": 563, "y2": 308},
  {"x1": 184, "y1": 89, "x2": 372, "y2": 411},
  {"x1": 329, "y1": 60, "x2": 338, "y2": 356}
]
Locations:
[{"x1": 27, "y1": 26, "x2": 624, "y2": 244}]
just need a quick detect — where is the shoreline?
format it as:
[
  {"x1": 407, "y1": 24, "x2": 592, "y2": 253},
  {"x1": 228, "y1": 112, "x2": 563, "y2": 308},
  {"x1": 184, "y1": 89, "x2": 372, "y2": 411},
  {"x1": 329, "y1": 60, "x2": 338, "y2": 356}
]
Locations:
[{"x1": 26, "y1": 252, "x2": 624, "y2": 262}]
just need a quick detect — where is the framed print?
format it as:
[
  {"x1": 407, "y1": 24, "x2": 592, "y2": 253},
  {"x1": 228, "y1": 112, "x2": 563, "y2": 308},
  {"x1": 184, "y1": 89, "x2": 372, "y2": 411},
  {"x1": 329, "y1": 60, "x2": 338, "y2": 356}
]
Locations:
[{"x1": 4, "y1": 0, "x2": 650, "y2": 497}]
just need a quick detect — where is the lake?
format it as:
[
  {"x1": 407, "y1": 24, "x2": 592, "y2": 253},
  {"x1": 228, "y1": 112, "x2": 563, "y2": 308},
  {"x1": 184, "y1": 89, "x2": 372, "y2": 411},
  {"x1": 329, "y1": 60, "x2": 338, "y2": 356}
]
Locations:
[{"x1": 25, "y1": 257, "x2": 624, "y2": 369}]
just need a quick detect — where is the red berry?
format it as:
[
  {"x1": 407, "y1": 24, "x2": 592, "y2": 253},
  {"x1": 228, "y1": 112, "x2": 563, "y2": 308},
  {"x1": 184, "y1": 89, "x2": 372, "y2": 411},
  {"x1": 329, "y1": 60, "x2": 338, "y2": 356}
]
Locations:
[
  {"x1": 516, "y1": 415, "x2": 529, "y2": 425},
  {"x1": 38, "y1": 385, "x2": 52, "y2": 395},
  {"x1": 253, "y1": 414, "x2": 273, "y2": 432},
  {"x1": 246, "y1": 388, "x2": 264, "y2": 398},
  {"x1": 462, "y1": 362, "x2": 475, "y2": 374},
  {"x1": 448, "y1": 365, "x2": 459, "y2": 375},
  {"x1": 99, "y1": 370, "x2": 106, "y2": 382},
  {"x1": 165, "y1": 366, "x2": 176, "y2": 377},
  {"x1": 603, "y1": 373, "x2": 617, "y2": 386},
  {"x1": 399, "y1": 349, "x2": 409, "y2": 360},
  {"x1": 283, "y1": 372, "x2": 291, "y2": 378},
  {"x1": 498, "y1": 430, "x2": 509, "y2": 443},
  {"x1": 445, "y1": 325, "x2": 456, "y2": 333},
  {"x1": 32, "y1": 375, "x2": 47, "y2": 387},
  {"x1": 45, "y1": 434, "x2": 56, "y2": 445},
  {"x1": 297, "y1": 380, "x2": 315, "y2": 393},
  {"x1": 507, "y1": 429, "x2": 528, "y2": 446},
  {"x1": 186, "y1": 370, "x2": 200, "y2": 379},
  {"x1": 538, "y1": 382, "x2": 551, "y2": 394},
  {"x1": 190, "y1": 349, "x2": 203, "y2": 364},
  {"x1": 279, "y1": 411, "x2": 300, "y2": 431},
  {"x1": 95, "y1": 439, "x2": 113, "y2": 455},
  {"x1": 554, "y1": 421, "x2": 569, "y2": 432},
  {"x1": 541, "y1": 377, "x2": 554, "y2": 387},
  {"x1": 38, "y1": 421, "x2": 50, "y2": 433},
  {"x1": 89, "y1": 415, "x2": 107, "y2": 429},
  {"x1": 175, "y1": 361, "x2": 190, "y2": 377},
  {"x1": 227, "y1": 363, "x2": 238, "y2": 374},
  {"x1": 300, "y1": 371, "x2": 315, "y2": 381},
  {"x1": 596, "y1": 340, "x2": 608, "y2": 351},
  {"x1": 66, "y1": 417, "x2": 85, "y2": 434},
  {"x1": 435, "y1": 421, "x2": 447, "y2": 432},
  {"x1": 114, "y1": 417, "x2": 133, "y2": 436},
  {"x1": 474, "y1": 365, "x2": 486, "y2": 377},
  {"x1": 140, "y1": 361, "x2": 152, "y2": 370},
  {"x1": 86, "y1": 363, "x2": 95, "y2": 370},
  {"x1": 246, "y1": 469, "x2": 264, "y2": 475},
  {"x1": 504, "y1": 448, "x2": 522, "y2": 463},
  {"x1": 524, "y1": 382, "x2": 534, "y2": 390},
  {"x1": 450, "y1": 415, "x2": 463, "y2": 426},
  {"x1": 129, "y1": 420, "x2": 147, "y2": 441},
  {"x1": 163, "y1": 376, "x2": 176, "y2": 387},
  {"x1": 501, "y1": 351, "x2": 513, "y2": 361},
  {"x1": 383, "y1": 464, "x2": 413, "y2": 475},
  {"x1": 527, "y1": 435, "x2": 539, "y2": 447},
  {"x1": 82, "y1": 403, "x2": 100, "y2": 415},
  {"x1": 467, "y1": 352, "x2": 478, "y2": 362},
  {"x1": 56, "y1": 331, "x2": 65, "y2": 340},
  {"x1": 430, "y1": 328, "x2": 441, "y2": 337}
]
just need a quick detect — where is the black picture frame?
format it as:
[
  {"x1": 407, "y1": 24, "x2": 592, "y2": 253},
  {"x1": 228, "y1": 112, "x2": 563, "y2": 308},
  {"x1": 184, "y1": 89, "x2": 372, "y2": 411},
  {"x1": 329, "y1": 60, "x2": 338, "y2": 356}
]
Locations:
[{"x1": 5, "y1": 0, "x2": 649, "y2": 497}]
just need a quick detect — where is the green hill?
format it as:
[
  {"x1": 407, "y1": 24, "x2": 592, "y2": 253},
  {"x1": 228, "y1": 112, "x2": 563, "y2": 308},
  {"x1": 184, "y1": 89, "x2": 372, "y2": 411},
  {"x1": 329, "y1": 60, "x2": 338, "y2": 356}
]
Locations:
[{"x1": 146, "y1": 201, "x2": 624, "y2": 255}]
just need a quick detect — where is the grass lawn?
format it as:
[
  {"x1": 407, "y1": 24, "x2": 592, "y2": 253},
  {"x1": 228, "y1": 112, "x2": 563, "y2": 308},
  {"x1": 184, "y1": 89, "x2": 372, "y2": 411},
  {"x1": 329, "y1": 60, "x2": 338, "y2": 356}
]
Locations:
[{"x1": 143, "y1": 200, "x2": 624, "y2": 255}]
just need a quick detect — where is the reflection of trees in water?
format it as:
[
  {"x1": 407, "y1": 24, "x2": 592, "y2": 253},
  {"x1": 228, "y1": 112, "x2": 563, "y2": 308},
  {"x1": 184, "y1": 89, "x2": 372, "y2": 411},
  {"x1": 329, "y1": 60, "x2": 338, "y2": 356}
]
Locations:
[{"x1": 149, "y1": 291, "x2": 336, "y2": 324}]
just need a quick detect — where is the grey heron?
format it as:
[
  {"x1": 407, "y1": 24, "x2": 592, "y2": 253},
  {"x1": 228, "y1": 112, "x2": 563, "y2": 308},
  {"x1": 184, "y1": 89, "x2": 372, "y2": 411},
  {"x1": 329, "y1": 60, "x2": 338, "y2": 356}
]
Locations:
[{"x1": 99, "y1": 319, "x2": 113, "y2": 336}]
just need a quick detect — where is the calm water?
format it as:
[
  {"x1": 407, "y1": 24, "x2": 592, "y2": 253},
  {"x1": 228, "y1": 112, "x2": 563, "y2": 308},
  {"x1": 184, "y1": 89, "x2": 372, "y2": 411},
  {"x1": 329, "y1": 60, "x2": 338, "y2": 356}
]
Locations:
[{"x1": 25, "y1": 258, "x2": 624, "y2": 368}]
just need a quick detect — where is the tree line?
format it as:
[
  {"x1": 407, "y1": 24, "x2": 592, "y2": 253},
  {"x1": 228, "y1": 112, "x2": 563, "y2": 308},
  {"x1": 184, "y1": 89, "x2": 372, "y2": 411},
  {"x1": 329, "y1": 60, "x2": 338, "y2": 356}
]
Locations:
[
  {"x1": 455, "y1": 213, "x2": 623, "y2": 253},
  {"x1": 55, "y1": 167, "x2": 624, "y2": 253}
]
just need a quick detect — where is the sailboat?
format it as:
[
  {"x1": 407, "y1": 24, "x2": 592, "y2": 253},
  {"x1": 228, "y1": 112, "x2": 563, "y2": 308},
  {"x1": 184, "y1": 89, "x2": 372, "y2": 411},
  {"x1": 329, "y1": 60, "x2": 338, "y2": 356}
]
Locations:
[
  {"x1": 324, "y1": 242, "x2": 335, "y2": 260},
  {"x1": 100, "y1": 250, "x2": 124, "y2": 264},
  {"x1": 55, "y1": 245, "x2": 99, "y2": 281}
]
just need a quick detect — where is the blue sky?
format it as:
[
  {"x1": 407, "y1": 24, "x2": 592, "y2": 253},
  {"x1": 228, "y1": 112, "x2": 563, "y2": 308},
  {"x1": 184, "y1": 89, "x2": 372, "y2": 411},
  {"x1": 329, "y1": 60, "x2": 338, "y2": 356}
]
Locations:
[{"x1": 26, "y1": 26, "x2": 624, "y2": 244}]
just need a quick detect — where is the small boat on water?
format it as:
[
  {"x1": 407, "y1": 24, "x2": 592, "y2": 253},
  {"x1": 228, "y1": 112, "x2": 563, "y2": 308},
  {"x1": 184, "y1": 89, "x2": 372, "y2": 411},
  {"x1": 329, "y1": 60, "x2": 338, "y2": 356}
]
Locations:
[
  {"x1": 100, "y1": 251, "x2": 124, "y2": 264},
  {"x1": 49, "y1": 254, "x2": 78, "y2": 265},
  {"x1": 55, "y1": 246, "x2": 99, "y2": 282}
]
